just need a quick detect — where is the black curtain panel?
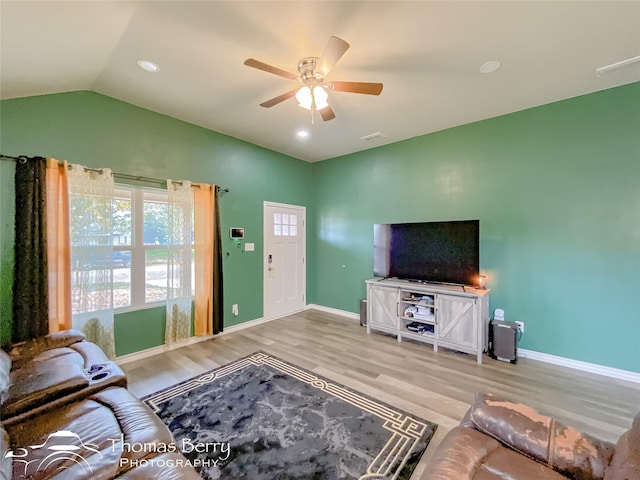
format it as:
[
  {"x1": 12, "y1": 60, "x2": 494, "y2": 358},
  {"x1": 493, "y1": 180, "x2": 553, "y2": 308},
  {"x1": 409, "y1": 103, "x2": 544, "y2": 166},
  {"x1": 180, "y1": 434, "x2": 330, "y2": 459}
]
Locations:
[
  {"x1": 212, "y1": 187, "x2": 223, "y2": 334},
  {"x1": 13, "y1": 156, "x2": 49, "y2": 342}
]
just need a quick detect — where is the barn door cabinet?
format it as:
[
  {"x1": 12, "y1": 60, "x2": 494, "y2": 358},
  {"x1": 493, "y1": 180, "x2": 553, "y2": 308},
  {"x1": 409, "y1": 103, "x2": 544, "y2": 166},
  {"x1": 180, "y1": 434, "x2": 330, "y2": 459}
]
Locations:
[{"x1": 366, "y1": 278, "x2": 490, "y2": 364}]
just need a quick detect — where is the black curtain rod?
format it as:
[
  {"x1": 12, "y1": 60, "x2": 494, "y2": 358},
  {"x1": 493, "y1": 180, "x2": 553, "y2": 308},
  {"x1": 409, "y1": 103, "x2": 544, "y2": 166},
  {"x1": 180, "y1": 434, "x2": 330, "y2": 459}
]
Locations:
[
  {"x1": 0, "y1": 155, "x2": 229, "y2": 193},
  {"x1": 1, "y1": 155, "x2": 28, "y2": 163}
]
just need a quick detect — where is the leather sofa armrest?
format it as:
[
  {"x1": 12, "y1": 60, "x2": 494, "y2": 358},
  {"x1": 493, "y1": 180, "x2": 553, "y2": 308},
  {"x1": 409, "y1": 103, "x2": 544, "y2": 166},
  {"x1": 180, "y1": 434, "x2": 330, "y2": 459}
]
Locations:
[
  {"x1": 70, "y1": 341, "x2": 111, "y2": 367},
  {"x1": 605, "y1": 413, "x2": 640, "y2": 480},
  {"x1": 468, "y1": 392, "x2": 614, "y2": 480},
  {"x1": 89, "y1": 387, "x2": 176, "y2": 476},
  {"x1": 7, "y1": 330, "x2": 86, "y2": 368},
  {"x1": 418, "y1": 425, "x2": 502, "y2": 480},
  {"x1": 3, "y1": 362, "x2": 89, "y2": 418}
]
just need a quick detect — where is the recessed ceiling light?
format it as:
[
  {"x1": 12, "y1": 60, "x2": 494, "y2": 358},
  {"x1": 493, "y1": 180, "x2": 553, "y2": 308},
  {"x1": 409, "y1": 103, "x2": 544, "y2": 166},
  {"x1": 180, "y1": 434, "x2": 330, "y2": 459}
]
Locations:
[
  {"x1": 479, "y1": 60, "x2": 501, "y2": 74},
  {"x1": 137, "y1": 59, "x2": 160, "y2": 73},
  {"x1": 296, "y1": 129, "x2": 309, "y2": 139}
]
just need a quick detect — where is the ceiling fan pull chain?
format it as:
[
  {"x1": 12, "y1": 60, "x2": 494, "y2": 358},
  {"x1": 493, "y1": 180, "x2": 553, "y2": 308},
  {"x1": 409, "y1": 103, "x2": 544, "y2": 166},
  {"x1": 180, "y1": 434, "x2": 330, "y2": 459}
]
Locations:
[{"x1": 311, "y1": 92, "x2": 316, "y2": 124}]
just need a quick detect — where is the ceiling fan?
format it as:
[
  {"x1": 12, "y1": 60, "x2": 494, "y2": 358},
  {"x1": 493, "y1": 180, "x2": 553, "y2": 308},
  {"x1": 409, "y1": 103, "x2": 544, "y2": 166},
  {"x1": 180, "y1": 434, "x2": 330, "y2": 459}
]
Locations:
[{"x1": 244, "y1": 36, "x2": 383, "y2": 122}]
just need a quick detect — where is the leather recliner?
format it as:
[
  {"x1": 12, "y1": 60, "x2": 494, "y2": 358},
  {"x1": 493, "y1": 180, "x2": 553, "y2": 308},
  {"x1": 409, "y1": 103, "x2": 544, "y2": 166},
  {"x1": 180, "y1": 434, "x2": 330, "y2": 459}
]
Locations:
[
  {"x1": 420, "y1": 392, "x2": 640, "y2": 480},
  {"x1": 1, "y1": 386, "x2": 202, "y2": 480},
  {"x1": 1, "y1": 330, "x2": 126, "y2": 424},
  {"x1": 1, "y1": 332, "x2": 202, "y2": 479}
]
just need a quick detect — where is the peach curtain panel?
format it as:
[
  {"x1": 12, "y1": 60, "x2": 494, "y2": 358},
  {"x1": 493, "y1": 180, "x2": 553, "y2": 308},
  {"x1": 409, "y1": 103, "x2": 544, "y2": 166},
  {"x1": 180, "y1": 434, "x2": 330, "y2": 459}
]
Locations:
[
  {"x1": 46, "y1": 158, "x2": 72, "y2": 332},
  {"x1": 193, "y1": 183, "x2": 214, "y2": 336}
]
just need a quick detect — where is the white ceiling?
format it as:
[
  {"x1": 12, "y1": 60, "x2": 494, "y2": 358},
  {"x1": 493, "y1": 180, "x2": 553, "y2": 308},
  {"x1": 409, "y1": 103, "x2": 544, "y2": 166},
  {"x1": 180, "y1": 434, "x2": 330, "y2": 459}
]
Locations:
[{"x1": 1, "y1": 1, "x2": 639, "y2": 162}]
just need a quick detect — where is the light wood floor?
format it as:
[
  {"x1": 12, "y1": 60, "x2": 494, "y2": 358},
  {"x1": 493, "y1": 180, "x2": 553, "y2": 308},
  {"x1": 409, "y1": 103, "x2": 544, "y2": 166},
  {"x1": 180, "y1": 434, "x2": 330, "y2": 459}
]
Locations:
[{"x1": 121, "y1": 309, "x2": 640, "y2": 479}]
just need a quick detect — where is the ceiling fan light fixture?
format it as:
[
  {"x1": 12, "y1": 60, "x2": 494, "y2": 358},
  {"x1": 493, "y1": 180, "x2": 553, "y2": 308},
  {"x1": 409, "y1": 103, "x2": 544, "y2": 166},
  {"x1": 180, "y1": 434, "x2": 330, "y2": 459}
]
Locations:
[
  {"x1": 296, "y1": 85, "x2": 329, "y2": 110},
  {"x1": 296, "y1": 86, "x2": 313, "y2": 110},
  {"x1": 313, "y1": 86, "x2": 329, "y2": 109}
]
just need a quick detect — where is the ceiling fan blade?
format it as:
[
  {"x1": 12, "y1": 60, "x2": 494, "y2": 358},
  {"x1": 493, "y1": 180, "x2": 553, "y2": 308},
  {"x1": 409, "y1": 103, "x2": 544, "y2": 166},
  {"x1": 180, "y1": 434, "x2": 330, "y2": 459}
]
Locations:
[
  {"x1": 259, "y1": 89, "x2": 298, "y2": 108},
  {"x1": 317, "y1": 36, "x2": 350, "y2": 77},
  {"x1": 331, "y1": 81, "x2": 383, "y2": 95},
  {"x1": 244, "y1": 58, "x2": 298, "y2": 80},
  {"x1": 319, "y1": 105, "x2": 336, "y2": 122}
]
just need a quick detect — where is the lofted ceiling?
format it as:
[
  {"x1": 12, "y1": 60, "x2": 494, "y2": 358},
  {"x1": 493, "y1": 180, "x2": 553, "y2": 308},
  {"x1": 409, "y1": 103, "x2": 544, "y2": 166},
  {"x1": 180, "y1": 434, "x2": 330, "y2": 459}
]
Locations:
[{"x1": 1, "y1": 1, "x2": 639, "y2": 162}]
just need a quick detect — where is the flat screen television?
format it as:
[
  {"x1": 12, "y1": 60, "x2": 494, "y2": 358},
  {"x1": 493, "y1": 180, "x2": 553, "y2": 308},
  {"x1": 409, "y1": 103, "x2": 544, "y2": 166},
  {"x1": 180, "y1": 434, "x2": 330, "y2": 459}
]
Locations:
[{"x1": 373, "y1": 220, "x2": 479, "y2": 286}]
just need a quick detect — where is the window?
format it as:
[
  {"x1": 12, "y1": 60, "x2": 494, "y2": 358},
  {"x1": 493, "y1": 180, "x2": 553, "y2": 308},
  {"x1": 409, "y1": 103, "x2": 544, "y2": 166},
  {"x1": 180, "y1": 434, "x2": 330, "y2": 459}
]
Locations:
[
  {"x1": 71, "y1": 184, "x2": 193, "y2": 313},
  {"x1": 274, "y1": 212, "x2": 297, "y2": 237},
  {"x1": 141, "y1": 189, "x2": 171, "y2": 305}
]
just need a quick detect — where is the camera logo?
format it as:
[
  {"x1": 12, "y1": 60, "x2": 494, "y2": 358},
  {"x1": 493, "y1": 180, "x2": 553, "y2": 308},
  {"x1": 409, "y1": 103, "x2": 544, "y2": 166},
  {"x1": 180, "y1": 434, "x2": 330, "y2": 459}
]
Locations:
[{"x1": 4, "y1": 430, "x2": 102, "y2": 478}]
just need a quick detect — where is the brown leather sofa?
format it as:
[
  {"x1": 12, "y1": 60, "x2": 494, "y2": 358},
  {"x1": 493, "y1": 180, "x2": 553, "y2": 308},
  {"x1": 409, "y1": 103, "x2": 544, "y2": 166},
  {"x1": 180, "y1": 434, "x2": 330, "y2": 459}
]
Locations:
[
  {"x1": 1, "y1": 332, "x2": 202, "y2": 479},
  {"x1": 2, "y1": 387, "x2": 202, "y2": 479},
  {"x1": 1, "y1": 330, "x2": 126, "y2": 423},
  {"x1": 421, "y1": 392, "x2": 640, "y2": 480}
]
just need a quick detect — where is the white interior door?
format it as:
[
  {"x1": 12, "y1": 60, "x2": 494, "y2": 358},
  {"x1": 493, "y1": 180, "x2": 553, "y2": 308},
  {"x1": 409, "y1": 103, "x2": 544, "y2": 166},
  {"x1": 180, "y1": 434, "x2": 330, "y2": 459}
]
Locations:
[{"x1": 263, "y1": 202, "x2": 306, "y2": 320}]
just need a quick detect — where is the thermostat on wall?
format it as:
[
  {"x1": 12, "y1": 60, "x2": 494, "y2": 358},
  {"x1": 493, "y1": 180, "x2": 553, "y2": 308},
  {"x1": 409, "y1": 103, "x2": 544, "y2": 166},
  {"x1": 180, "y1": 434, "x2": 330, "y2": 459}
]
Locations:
[{"x1": 230, "y1": 228, "x2": 245, "y2": 239}]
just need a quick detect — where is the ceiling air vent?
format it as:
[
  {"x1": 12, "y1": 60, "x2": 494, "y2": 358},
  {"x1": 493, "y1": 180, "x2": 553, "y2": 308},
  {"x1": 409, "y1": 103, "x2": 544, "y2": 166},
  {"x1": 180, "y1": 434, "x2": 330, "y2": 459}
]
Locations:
[{"x1": 360, "y1": 132, "x2": 386, "y2": 142}]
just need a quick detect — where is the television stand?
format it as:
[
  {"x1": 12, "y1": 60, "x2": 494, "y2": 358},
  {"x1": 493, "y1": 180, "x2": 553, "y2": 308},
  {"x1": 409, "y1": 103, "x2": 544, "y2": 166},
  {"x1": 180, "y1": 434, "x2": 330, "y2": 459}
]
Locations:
[{"x1": 366, "y1": 278, "x2": 490, "y2": 364}]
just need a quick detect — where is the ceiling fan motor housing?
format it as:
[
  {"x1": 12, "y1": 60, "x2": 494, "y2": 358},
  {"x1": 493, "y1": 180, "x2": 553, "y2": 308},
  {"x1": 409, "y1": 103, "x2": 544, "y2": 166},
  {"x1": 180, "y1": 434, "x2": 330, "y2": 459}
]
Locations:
[{"x1": 297, "y1": 57, "x2": 324, "y2": 84}]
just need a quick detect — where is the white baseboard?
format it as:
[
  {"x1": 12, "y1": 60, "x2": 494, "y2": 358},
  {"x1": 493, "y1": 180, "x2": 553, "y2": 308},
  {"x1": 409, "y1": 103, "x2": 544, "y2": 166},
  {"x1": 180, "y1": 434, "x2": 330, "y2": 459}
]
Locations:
[
  {"x1": 306, "y1": 304, "x2": 640, "y2": 384},
  {"x1": 117, "y1": 306, "x2": 639, "y2": 384},
  {"x1": 116, "y1": 345, "x2": 168, "y2": 365},
  {"x1": 305, "y1": 303, "x2": 359, "y2": 321},
  {"x1": 115, "y1": 306, "x2": 356, "y2": 365},
  {"x1": 116, "y1": 334, "x2": 214, "y2": 365},
  {"x1": 116, "y1": 316, "x2": 275, "y2": 365},
  {"x1": 218, "y1": 316, "x2": 270, "y2": 335},
  {"x1": 519, "y1": 348, "x2": 640, "y2": 384}
]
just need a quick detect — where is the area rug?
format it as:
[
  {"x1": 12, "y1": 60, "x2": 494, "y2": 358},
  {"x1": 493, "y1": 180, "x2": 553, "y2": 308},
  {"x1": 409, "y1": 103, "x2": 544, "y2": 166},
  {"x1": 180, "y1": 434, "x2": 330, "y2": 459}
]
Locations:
[{"x1": 142, "y1": 351, "x2": 437, "y2": 480}]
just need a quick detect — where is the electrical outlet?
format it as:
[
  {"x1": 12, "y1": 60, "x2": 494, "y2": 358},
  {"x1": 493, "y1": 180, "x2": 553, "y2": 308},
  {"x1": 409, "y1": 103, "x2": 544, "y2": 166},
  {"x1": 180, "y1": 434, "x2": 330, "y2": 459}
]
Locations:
[
  {"x1": 515, "y1": 321, "x2": 524, "y2": 333},
  {"x1": 232, "y1": 304, "x2": 238, "y2": 316}
]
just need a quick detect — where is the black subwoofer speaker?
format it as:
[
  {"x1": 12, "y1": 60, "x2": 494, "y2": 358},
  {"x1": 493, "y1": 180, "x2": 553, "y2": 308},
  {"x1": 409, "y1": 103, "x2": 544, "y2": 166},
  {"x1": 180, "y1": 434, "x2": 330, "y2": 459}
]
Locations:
[
  {"x1": 360, "y1": 299, "x2": 367, "y2": 326},
  {"x1": 488, "y1": 320, "x2": 519, "y2": 363}
]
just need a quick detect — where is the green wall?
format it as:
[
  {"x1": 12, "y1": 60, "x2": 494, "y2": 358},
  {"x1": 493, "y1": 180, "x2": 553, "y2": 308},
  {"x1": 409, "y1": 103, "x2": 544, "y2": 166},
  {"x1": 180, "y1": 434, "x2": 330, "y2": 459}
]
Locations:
[
  {"x1": 2, "y1": 85, "x2": 639, "y2": 372},
  {"x1": 310, "y1": 82, "x2": 640, "y2": 373},
  {"x1": 0, "y1": 91, "x2": 314, "y2": 355}
]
